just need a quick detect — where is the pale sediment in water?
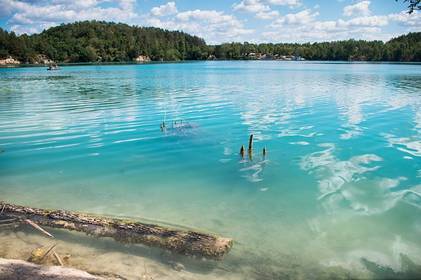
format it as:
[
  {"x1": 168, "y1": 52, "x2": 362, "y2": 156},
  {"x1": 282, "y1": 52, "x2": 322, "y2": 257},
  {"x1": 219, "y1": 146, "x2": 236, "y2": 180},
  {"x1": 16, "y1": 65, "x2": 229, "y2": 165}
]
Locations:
[
  {"x1": 0, "y1": 226, "x2": 243, "y2": 280},
  {"x1": 2, "y1": 227, "x2": 421, "y2": 279},
  {"x1": 5, "y1": 224, "x2": 420, "y2": 279},
  {"x1": 0, "y1": 226, "x2": 356, "y2": 279}
]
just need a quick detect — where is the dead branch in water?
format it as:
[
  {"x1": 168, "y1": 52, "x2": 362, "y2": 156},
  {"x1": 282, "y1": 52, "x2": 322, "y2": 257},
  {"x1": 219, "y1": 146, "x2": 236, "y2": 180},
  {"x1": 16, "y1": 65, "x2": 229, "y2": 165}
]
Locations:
[
  {"x1": 0, "y1": 201, "x2": 233, "y2": 260},
  {"x1": 25, "y1": 219, "x2": 54, "y2": 238},
  {"x1": 53, "y1": 251, "x2": 64, "y2": 266}
]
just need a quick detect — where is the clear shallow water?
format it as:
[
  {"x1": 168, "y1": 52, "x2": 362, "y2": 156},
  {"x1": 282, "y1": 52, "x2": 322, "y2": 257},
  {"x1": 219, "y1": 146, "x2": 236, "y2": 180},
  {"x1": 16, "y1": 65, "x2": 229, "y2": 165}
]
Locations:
[{"x1": 0, "y1": 61, "x2": 421, "y2": 278}]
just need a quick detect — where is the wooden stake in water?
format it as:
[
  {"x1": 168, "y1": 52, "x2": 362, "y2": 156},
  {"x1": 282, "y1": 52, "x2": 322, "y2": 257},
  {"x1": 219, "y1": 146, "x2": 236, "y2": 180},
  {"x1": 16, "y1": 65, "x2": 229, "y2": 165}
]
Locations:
[
  {"x1": 248, "y1": 134, "x2": 254, "y2": 152},
  {"x1": 248, "y1": 134, "x2": 253, "y2": 160},
  {"x1": 240, "y1": 145, "x2": 245, "y2": 159}
]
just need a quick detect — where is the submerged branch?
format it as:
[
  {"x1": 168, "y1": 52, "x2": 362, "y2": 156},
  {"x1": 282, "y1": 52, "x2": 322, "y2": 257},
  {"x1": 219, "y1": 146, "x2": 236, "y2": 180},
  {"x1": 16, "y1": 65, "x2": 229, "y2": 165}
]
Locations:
[
  {"x1": 53, "y1": 252, "x2": 64, "y2": 266},
  {"x1": 0, "y1": 201, "x2": 233, "y2": 260},
  {"x1": 25, "y1": 219, "x2": 54, "y2": 238}
]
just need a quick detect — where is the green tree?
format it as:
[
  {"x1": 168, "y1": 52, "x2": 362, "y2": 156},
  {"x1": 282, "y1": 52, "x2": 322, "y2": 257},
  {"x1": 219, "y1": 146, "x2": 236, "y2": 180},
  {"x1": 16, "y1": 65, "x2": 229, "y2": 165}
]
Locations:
[{"x1": 396, "y1": 0, "x2": 421, "y2": 13}]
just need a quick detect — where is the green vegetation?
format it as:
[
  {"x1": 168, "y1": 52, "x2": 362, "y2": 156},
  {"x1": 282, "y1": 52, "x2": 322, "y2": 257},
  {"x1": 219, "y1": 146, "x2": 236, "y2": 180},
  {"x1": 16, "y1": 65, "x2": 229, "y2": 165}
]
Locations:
[
  {"x1": 397, "y1": 0, "x2": 421, "y2": 14},
  {"x1": 211, "y1": 33, "x2": 421, "y2": 61},
  {"x1": 0, "y1": 21, "x2": 420, "y2": 63},
  {"x1": 0, "y1": 21, "x2": 208, "y2": 63}
]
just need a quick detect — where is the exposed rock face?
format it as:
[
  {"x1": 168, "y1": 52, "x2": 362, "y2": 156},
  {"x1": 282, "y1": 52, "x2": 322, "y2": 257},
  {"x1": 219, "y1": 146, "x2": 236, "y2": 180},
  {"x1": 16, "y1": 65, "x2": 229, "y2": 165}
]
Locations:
[
  {"x1": 0, "y1": 258, "x2": 103, "y2": 280},
  {"x1": 34, "y1": 54, "x2": 55, "y2": 65},
  {"x1": 0, "y1": 56, "x2": 20, "y2": 65},
  {"x1": 134, "y1": 55, "x2": 151, "y2": 62}
]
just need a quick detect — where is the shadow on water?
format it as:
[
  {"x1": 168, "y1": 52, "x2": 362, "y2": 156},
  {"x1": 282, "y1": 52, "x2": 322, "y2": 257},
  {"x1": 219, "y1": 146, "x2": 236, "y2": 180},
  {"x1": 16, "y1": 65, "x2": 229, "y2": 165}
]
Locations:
[
  {"x1": 160, "y1": 120, "x2": 201, "y2": 138},
  {"x1": 387, "y1": 75, "x2": 421, "y2": 93},
  {"x1": 1, "y1": 75, "x2": 73, "y2": 82},
  {"x1": 361, "y1": 254, "x2": 421, "y2": 279}
]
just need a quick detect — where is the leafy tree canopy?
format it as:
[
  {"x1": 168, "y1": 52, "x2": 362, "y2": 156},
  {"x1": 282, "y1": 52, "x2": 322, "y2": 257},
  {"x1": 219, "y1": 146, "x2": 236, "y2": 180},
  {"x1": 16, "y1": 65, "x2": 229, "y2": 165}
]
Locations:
[{"x1": 397, "y1": 0, "x2": 421, "y2": 14}]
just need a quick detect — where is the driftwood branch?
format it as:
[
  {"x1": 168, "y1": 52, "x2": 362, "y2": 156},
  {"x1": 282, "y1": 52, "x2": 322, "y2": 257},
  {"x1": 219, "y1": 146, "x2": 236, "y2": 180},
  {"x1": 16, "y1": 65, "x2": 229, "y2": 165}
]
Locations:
[
  {"x1": 0, "y1": 202, "x2": 232, "y2": 260},
  {"x1": 25, "y1": 219, "x2": 54, "y2": 238},
  {"x1": 53, "y1": 252, "x2": 64, "y2": 266}
]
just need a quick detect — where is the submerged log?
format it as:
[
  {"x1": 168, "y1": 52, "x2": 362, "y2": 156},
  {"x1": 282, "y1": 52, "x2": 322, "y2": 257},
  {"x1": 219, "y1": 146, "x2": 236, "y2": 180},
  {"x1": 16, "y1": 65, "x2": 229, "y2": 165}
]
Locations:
[{"x1": 0, "y1": 202, "x2": 233, "y2": 260}]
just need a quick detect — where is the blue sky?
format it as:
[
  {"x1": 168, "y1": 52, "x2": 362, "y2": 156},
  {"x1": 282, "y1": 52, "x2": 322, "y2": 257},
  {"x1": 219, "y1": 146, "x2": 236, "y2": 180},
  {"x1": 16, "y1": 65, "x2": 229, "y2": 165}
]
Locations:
[{"x1": 0, "y1": 0, "x2": 420, "y2": 43}]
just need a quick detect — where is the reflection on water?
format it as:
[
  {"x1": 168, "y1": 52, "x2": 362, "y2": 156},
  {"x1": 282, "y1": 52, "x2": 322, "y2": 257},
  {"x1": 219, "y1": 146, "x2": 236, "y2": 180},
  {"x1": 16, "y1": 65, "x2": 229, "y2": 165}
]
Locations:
[{"x1": 0, "y1": 61, "x2": 420, "y2": 279}]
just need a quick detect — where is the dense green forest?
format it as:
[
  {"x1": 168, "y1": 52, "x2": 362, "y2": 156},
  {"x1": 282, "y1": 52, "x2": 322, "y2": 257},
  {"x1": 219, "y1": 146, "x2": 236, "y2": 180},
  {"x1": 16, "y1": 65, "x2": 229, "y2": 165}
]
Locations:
[
  {"x1": 212, "y1": 32, "x2": 421, "y2": 61},
  {"x1": 0, "y1": 21, "x2": 420, "y2": 63},
  {"x1": 0, "y1": 21, "x2": 208, "y2": 63}
]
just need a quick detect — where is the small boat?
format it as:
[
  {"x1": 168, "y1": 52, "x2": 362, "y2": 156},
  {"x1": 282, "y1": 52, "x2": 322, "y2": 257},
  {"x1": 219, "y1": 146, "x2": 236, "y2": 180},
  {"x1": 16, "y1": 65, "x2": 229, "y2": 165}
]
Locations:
[{"x1": 47, "y1": 64, "x2": 59, "y2": 71}]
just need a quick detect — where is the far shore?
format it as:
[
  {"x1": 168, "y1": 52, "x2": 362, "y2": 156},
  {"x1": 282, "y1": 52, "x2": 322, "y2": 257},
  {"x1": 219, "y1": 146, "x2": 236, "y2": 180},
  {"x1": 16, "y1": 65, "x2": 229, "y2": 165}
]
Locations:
[{"x1": 1, "y1": 60, "x2": 421, "y2": 69}]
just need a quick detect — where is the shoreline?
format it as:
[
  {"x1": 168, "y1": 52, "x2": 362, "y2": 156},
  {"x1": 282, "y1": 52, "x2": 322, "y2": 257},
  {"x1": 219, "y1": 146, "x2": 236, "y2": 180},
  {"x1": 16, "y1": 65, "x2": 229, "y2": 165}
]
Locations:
[{"x1": 1, "y1": 60, "x2": 421, "y2": 68}]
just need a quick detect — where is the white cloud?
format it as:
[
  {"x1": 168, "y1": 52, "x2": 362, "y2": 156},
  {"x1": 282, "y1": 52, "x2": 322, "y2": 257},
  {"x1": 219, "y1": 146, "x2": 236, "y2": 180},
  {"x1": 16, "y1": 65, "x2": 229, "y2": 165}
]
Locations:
[
  {"x1": 388, "y1": 11, "x2": 421, "y2": 28},
  {"x1": 3, "y1": 0, "x2": 137, "y2": 34},
  {"x1": 256, "y1": 10, "x2": 279, "y2": 19},
  {"x1": 262, "y1": 4, "x2": 411, "y2": 43},
  {"x1": 263, "y1": 21, "x2": 386, "y2": 42},
  {"x1": 342, "y1": 15, "x2": 388, "y2": 27},
  {"x1": 0, "y1": 0, "x2": 417, "y2": 44},
  {"x1": 233, "y1": 0, "x2": 300, "y2": 20},
  {"x1": 267, "y1": 0, "x2": 301, "y2": 7},
  {"x1": 343, "y1": 1, "x2": 371, "y2": 17},
  {"x1": 1, "y1": 0, "x2": 254, "y2": 43},
  {"x1": 150, "y1": 1, "x2": 177, "y2": 17},
  {"x1": 233, "y1": 0, "x2": 270, "y2": 13},
  {"x1": 271, "y1": 9, "x2": 319, "y2": 27},
  {"x1": 147, "y1": 9, "x2": 253, "y2": 44},
  {"x1": 51, "y1": 0, "x2": 99, "y2": 9}
]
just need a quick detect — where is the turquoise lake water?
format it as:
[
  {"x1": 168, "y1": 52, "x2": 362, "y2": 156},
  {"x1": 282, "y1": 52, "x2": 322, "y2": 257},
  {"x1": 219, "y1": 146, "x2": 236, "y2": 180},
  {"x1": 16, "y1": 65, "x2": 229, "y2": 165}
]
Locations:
[{"x1": 0, "y1": 61, "x2": 421, "y2": 278}]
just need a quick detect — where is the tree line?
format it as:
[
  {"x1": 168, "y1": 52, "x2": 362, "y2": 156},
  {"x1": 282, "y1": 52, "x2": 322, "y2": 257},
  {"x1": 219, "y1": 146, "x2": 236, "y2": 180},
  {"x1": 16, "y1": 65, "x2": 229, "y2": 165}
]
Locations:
[
  {"x1": 0, "y1": 21, "x2": 420, "y2": 63},
  {"x1": 211, "y1": 33, "x2": 421, "y2": 62}
]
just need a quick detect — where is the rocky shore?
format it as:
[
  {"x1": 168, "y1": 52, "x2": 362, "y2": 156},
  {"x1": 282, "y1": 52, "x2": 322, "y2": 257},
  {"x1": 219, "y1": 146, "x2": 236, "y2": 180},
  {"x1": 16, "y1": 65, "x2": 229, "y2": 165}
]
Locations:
[
  {"x1": 0, "y1": 56, "x2": 20, "y2": 65},
  {"x1": 0, "y1": 54, "x2": 56, "y2": 66}
]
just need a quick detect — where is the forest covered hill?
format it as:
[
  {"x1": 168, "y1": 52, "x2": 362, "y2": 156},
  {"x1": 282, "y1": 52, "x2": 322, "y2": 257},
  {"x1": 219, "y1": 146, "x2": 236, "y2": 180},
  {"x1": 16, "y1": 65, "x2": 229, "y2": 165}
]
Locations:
[{"x1": 0, "y1": 21, "x2": 420, "y2": 63}]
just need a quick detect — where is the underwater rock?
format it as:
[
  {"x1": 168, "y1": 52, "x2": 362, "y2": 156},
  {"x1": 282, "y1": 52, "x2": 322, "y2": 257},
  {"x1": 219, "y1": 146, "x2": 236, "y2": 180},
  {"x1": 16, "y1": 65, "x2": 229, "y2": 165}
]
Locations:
[
  {"x1": 168, "y1": 261, "x2": 185, "y2": 271},
  {"x1": 28, "y1": 244, "x2": 56, "y2": 265},
  {"x1": 0, "y1": 258, "x2": 102, "y2": 280}
]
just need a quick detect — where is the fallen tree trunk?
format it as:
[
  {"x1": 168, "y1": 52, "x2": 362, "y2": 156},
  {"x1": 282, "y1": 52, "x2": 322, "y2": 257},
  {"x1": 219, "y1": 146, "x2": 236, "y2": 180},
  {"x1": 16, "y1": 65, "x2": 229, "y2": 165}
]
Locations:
[{"x1": 0, "y1": 202, "x2": 233, "y2": 260}]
